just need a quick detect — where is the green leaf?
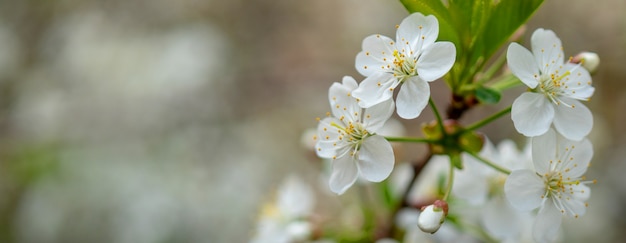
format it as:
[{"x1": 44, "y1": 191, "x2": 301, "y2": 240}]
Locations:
[
  {"x1": 474, "y1": 86, "x2": 502, "y2": 104},
  {"x1": 400, "y1": 0, "x2": 460, "y2": 48},
  {"x1": 469, "y1": 0, "x2": 492, "y2": 48},
  {"x1": 473, "y1": 0, "x2": 544, "y2": 64}
]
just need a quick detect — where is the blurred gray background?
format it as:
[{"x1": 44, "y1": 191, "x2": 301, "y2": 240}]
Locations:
[{"x1": 0, "y1": 0, "x2": 624, "y2": 242}]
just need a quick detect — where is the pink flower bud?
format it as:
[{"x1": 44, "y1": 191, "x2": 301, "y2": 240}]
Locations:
[{"x1": 571, "y1": 52, "x2": 600, "y2": 73}]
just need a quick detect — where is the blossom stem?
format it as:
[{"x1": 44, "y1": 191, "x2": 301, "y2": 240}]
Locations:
[
  {"x1": 467, "y1": 151, "x2": 511, "y2": 175},
  {"x1": 442, "y1": 158, "x2": 455, "y2": 201},
  {"x1": 464, "y1": 106, "x2": 512, "y2": 132},
  {"x1": 429, "y1": 98, "x2": 445, "y2": 134},
  {"x1": 384, "y1": 136, "x2": 437, "y2": 144}
]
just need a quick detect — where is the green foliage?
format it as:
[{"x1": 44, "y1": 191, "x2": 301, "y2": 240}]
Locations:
[
  {"x1": 474, "y1": 86, "x2": 501, "y2": 104},
  {"x1": 400, "y1": 0, "x2": 544, "y2": 91}
]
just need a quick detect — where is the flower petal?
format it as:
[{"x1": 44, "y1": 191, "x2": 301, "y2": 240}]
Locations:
[
  {"x1": 315, "y1": 117, "x2": 344, "y2": 158},
  {"x1": 362, "y1": 99, "x2": 395, "y2": 133},
  {"x1": 452, "y1": 165, "x2": 488, "y2": 205},
  {"x1": 553, "y1": 99, "x2": 593, "y2": 141},
  {"x1": 416, "y1": 41, "x2": 456, "y2": 82},
  {"x1": 561, "y1": 138, "x2": 593, "y2": 179},
  {"x1": 532, "y1": 128, "x2": 558, "y2": 175},
  {"x1": 352, "y1": 72, "x2": 397, "y2": 108},
  {"x1": 483, "y1": 196, "x2": 520, "y2": 239},
  {"x1": 570, "y1": 183, "x2": 591, "y2": 202},
  {"x1": 562, "y1": 63, "x2": 594, "y2": 100},
  {"x1": 532, "y1": 200, "x2": 562, "y2": 243},
  {"x1": 559, "y1": 192, "x2": 587, "y2": 218},
  {"x1": 498, "y1": 139, "x2": 530, "y2": 171},
  {"x1": 357, "y1": 135, "x2": 394, "y2": 182},
  {"x1": 507, "y1": 42, "x2": 540, "y2": 88},
  {"x1": 329, "y1": 76, "x2": 361, "y2": 119},
  {"x1": 511, "y1": 92, "x2": 554, "y2": 137},
  {"x1": 531, "y1": 28, "x2": 564, "y2": 75},
  {"x1": 356, "y1": 35, "x2": 396, "y2": 77},
  {"x1": 396, "y1": 76, "x2": 430, "y2": 119},
  {"x1": 396, "y1": 13, "x2": 438, "y2": 56},
  {"x1": 504, "y1": 170, "x2": 545, "y2": 211},
  {"x1": 329, "y1": 155, "x2": 359, "y2": 194}
]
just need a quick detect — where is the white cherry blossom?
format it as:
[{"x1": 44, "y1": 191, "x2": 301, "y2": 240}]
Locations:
[
  {"x1": 507, "y1": 28, "x2": 595, "y2": 141},
  {"x1": 315, "y1": 76, "x2": 395, "y2": 194},
  {"x1": 352, "y1": 13, "x2": 456, "y2": 119},
  {"x1": 251, "y1": 175, "x2": 315, "y2": 243},
  {"x1": 452, "y1": 139, "x2": 533, "y2": 241},
  {"x1": 504, "y1": 128, "x2": 594, "y2": 243}
]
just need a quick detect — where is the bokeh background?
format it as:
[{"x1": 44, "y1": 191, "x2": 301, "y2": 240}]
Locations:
[{"x1": 0, "y1": 0, "x2": 624, "y2": 242}]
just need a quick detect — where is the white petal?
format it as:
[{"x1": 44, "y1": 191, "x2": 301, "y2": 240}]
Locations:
[
  {"x1": 553, "y1": 99, "x2": 593, "y2": 141},
  {"x1": 531, "y1": 28, "x2": 564, "y2": 75},
  {"x1": 352, "y1": 72, "x2": 398, "y2": 108},
  {"x1": 511, "y1": 92, "x2": 554, "y2": 137},
  {"x1": 570, "y1": 183, "x2": 591, "y2": 202},
  {"x1": 329, "y1": 76, "x2": 360, "y2": 119},
  {"x1": 507, "y1": 43, "x2": 540, "y2": 88},
  {"x1": 356, "y1": 35, "x2": 396, "y2": 77},
  {"x1": 483, "y1": 196, "x2": 520, "y2": 239},
  {"x1": 504, "y1": 170, "x2": 545, "y2": 211},
  {"x1": 497, "y1": 139, "x2": 526, "y2": 170},
  {"x1": 315, "y1": 117, "x2": 344, "y2": 158},
  {"x1": 562, "y1": 63, "x2": 594, "y2": 100},
  {"x1": 362, "y1": 99, "x2": 395, "y2": 133},
  {"x1": 416, "y1": 41, "x2": 456, "y2": 82},
  {"x1": 357, "y1": 135, "x2": 394, "y2": 182},
  {"x1": 396, "y1": 13, "x2": 438, "y2": 54},
  {"x1": 532, "y1": 128, "x2": 558, "y2": 175},
  {"x1": 559, "y1": 193, "x2": 587, "y2": 218},
  {"x1": 533, "y1": 200, "x2": 562, "y2": 243},
  {"x1": 329, "y1": 155, "x2": 359, "y2": 194},
  {"x1": 453, "y1": 153, "x2": 490, "y2": 204},
  {"x1": 452, "y1": 167, "x2": 488, "y2": 205},
  {"x1": 561, "y1": 138, "x2": 593, "y2": 178},
  {"x1": 396, "y1": 77, "x2": 430, "y2": 119}
]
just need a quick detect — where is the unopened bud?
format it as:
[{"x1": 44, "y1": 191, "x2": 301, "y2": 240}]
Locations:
[
  {"x1": 417, "y1": 200, "x2": 448, "y2": 234},
  {"x1": 571, "y1": 52, "x2": 600, "y2": 74}
]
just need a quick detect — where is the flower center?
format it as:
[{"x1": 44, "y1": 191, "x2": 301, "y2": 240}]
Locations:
[
  {"x1": 537, "y1": 70, "x2": 573, "y2": 107},
  {"x1": 488, "y1": 174, "x2": 507, "y2": 198},
  {"x1": 331, "y1": 121, "x2": 370, "y2": 153},
  {"x1": 391, "y1": 50, "x2": 417, "y2": 82},
  {"x1": 544, "y1": 171, "x2": 579, "y2": 197}
]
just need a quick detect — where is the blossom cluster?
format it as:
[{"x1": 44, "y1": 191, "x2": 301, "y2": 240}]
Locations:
[
  {"x1": 314, "y1": 13, "x2": 455, "y2": 194},
  {"x1": 252, "y1": 10, "x2": 599, "y2": 243},
  {"x1": 504, "y1": 28, "x2": 596, "y2": 242}
]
